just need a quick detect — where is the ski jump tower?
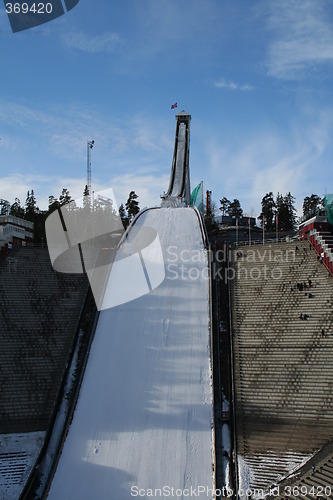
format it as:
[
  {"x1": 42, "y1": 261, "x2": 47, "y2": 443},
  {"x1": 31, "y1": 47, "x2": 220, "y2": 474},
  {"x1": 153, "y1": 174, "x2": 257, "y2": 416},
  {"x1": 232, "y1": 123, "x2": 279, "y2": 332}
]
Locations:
[{"x1": 162, "y1": 111, "x2": 191, "y2": 207}]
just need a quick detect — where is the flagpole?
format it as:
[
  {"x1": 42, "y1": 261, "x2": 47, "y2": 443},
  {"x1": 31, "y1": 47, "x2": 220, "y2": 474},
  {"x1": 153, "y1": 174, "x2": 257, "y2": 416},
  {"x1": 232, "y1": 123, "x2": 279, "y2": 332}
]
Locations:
[
  {"x1": 263, "y1": 215, "x2": 265, "y2": 245},
  {"x1": 276, "y1": 214, "x2": 278, "y2": 242},
  {"x1": 236, "y1": 218, "x2": 238, "y2": 247},
  {"x1": 248, "y1": 218, "x2": 251, "y2": 246}
]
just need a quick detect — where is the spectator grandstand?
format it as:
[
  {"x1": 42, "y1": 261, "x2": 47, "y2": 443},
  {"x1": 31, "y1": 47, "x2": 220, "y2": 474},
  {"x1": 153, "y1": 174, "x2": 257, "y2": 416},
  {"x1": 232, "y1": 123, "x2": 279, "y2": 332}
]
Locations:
[
  {"x1": 230, "y1": 239, "x2": 333, "y2": 495},
  {"x1": 0, "y1": 246, "x2": 89, "y2": 498}
]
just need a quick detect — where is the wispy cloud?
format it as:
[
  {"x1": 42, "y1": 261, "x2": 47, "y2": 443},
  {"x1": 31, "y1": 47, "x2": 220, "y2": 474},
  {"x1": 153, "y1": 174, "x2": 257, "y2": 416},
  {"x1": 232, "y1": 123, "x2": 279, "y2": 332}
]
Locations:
[
  {"x1": 61, "y1": 31, "x2": 122, "y2": 54},
  {"x1": 0, "y1": 99, "x2": 135, "y2": 163},
  {"x1": 0, "y1": 99, "x2": 175, "y2": 161},
  {"x1": 265, "y1": 0, "x2": 333, "y2": 80},
  {"x1": 0, "y1": 99, "x2": 174, "y2": 209},
  {"x1": 202, "y1": 103, "x2": 333, "y2": 216},
  {"x1": 110, "y1": 0, "x2": 226, "y2": 74},
  {"x1": 130, "y1": 116, "x2": 173, "y2": 154},
  {"x1": 214, "y1": 78, "x2": 253, "y2": 91}
]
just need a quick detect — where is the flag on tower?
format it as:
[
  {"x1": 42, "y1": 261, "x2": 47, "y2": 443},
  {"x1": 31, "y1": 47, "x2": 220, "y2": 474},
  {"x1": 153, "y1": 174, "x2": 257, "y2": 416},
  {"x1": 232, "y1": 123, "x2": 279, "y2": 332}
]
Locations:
[
  {"x1": 171, "y1": 102, "x2": 177, "y2": 109},
  {"x1": 190, "y1": 182, "x2": 203, "y2": 213}
]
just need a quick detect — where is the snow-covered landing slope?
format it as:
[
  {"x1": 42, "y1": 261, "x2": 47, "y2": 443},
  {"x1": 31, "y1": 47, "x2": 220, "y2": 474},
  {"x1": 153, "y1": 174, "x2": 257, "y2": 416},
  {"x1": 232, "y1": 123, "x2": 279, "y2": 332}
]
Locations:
[{"x1": 48, "y1": 207, "x2": 213, "y2": 500}]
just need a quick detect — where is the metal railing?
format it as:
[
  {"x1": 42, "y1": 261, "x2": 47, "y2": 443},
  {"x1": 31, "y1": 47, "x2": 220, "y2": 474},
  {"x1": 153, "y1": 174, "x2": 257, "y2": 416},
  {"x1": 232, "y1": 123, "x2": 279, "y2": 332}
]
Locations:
[
  {"x1": 308, "y1": 229, "x2": 333, "y2": 275},
  {"x1": 227, "y1": 246, "x2": 239, "y2": 499},
  {"x1": 235, "y1": 235, "x2": 296, "y2": 247}
]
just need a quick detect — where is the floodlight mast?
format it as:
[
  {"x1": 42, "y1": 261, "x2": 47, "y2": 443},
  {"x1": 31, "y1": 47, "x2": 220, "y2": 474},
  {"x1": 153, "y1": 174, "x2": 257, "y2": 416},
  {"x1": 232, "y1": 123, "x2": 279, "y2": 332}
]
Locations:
[{"x1": 87, "y1": 140, "x2": 95, "y2": 196}]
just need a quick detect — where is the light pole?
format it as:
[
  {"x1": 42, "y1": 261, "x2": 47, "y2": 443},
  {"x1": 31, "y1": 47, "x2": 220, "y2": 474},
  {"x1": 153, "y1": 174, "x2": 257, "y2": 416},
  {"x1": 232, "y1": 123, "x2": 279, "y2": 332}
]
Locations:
[{"x1": 87, "y1": 139, "x2": 95, "y2": 196}]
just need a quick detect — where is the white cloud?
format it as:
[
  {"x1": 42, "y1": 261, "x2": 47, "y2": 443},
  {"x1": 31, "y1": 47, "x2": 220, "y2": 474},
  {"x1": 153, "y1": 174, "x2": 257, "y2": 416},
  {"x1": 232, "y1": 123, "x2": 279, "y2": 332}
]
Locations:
[
  {"x1": 265, "y1": 0, "x2": 333, "y2": 79},
  {"x1": 61, "y1": 31, "x2": 122, "y2": 54},
  {"x1": 0, "y1": 99, "x2": 175, "y2": 211},
  {"x1": 0, "y1": 99, "x2": 169, "y2": 169},
  {"x1": 202, "y1": 105, "x2": 333, "y2": 218},
  {"x1": 110, "y1": 173, "x2": 170, "y2": 209},
  {"x1": 214, "y1": 79, "x2": 253, "y2": 91},
  {"x1": 0, "y1": 174, "x2": 63, "y2": 211},
  {"x1": 0, "y1": 171, "x2": 170, "y2": 214}
]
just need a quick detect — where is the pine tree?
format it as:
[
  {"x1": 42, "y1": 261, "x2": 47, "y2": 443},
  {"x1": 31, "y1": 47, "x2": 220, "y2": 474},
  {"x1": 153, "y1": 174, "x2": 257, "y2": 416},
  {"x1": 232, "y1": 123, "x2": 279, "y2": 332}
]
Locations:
[
  {"x1": 10, "y1": 198, "x2": 24, "y2": 218},
  {"x1": 59, "y1": 188, "x2": 72, "y2": 206},
  {"x1": 284, "y1": 192, "x2": 297, "y2": 231},
  {"x1": 303, "y1": 194, "x2": 321, "y2": 216},
  {"x1": 83, "y1": 185, "x2": 91, "y2": 210},
  {"x1": 23, "y1": 190, "x2": 47, "y2": 243},
  {"x1": 227, "y1": 199, "x2": 243, "y2": 217},
  {"x1": 275, "y1": 192, "x2": 297, "y2": 232},
  {"x1": 25, "y1": 190, "x2": 37, "y2": 217},
  {"x1": 275, "y1": 192, "x2": 283, "y2": 230},
  {"x1": 125, "y1": 191, "x2": 140, "y2": 222},
  {"x1": 48, "y1": 196, "x2": 59, "y2": 213},
  {"x1": 258, "y1": 192, "x2": 275, "y2": 231},
  {"x1": 119, "y1": 203, "x2": 129, "y2": 229},
  {"x1": 0, "y1": 199, "x2": 10, "y2": 216},
  {"x1": 219, "y1": 197, "x2": 230, "y2": 216}
]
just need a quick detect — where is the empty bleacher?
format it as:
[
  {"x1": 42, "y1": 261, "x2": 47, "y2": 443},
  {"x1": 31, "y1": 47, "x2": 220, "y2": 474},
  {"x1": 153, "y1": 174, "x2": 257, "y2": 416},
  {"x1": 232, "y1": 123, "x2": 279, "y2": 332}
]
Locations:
[
  {"x1": 230, "y1": 240, "x2": 333, "y2": 494},
  {"x1": 0, "y1": 246, "x2": 89, "y2": 433}
]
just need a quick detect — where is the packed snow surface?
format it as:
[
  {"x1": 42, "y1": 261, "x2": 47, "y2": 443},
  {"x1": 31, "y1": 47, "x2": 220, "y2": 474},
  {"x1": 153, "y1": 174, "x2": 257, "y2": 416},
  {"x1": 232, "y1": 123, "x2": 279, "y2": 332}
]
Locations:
[{"x1": 48, "y1": 208, "x2": 214, "y2": 499}]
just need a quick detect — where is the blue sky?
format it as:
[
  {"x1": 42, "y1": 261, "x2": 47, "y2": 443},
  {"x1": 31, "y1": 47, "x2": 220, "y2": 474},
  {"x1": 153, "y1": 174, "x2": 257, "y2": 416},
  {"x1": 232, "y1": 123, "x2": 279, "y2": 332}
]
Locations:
[{"x1": 1, "y1": 0, "x2": 333, "y2": 218}]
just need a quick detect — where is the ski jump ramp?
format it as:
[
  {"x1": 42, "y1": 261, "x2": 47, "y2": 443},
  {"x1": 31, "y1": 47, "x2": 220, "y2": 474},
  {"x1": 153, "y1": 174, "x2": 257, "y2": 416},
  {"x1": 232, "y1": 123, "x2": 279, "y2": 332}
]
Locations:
[
  {"x1": 47, "y1": 111, "x2": 214, "y2": 498},
  {"x1": 47, "y1": 207, "x2": 214, "y2": 499},
  {"x1": 162, "y1": 111, "x2": 191, "y2": 206}
]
